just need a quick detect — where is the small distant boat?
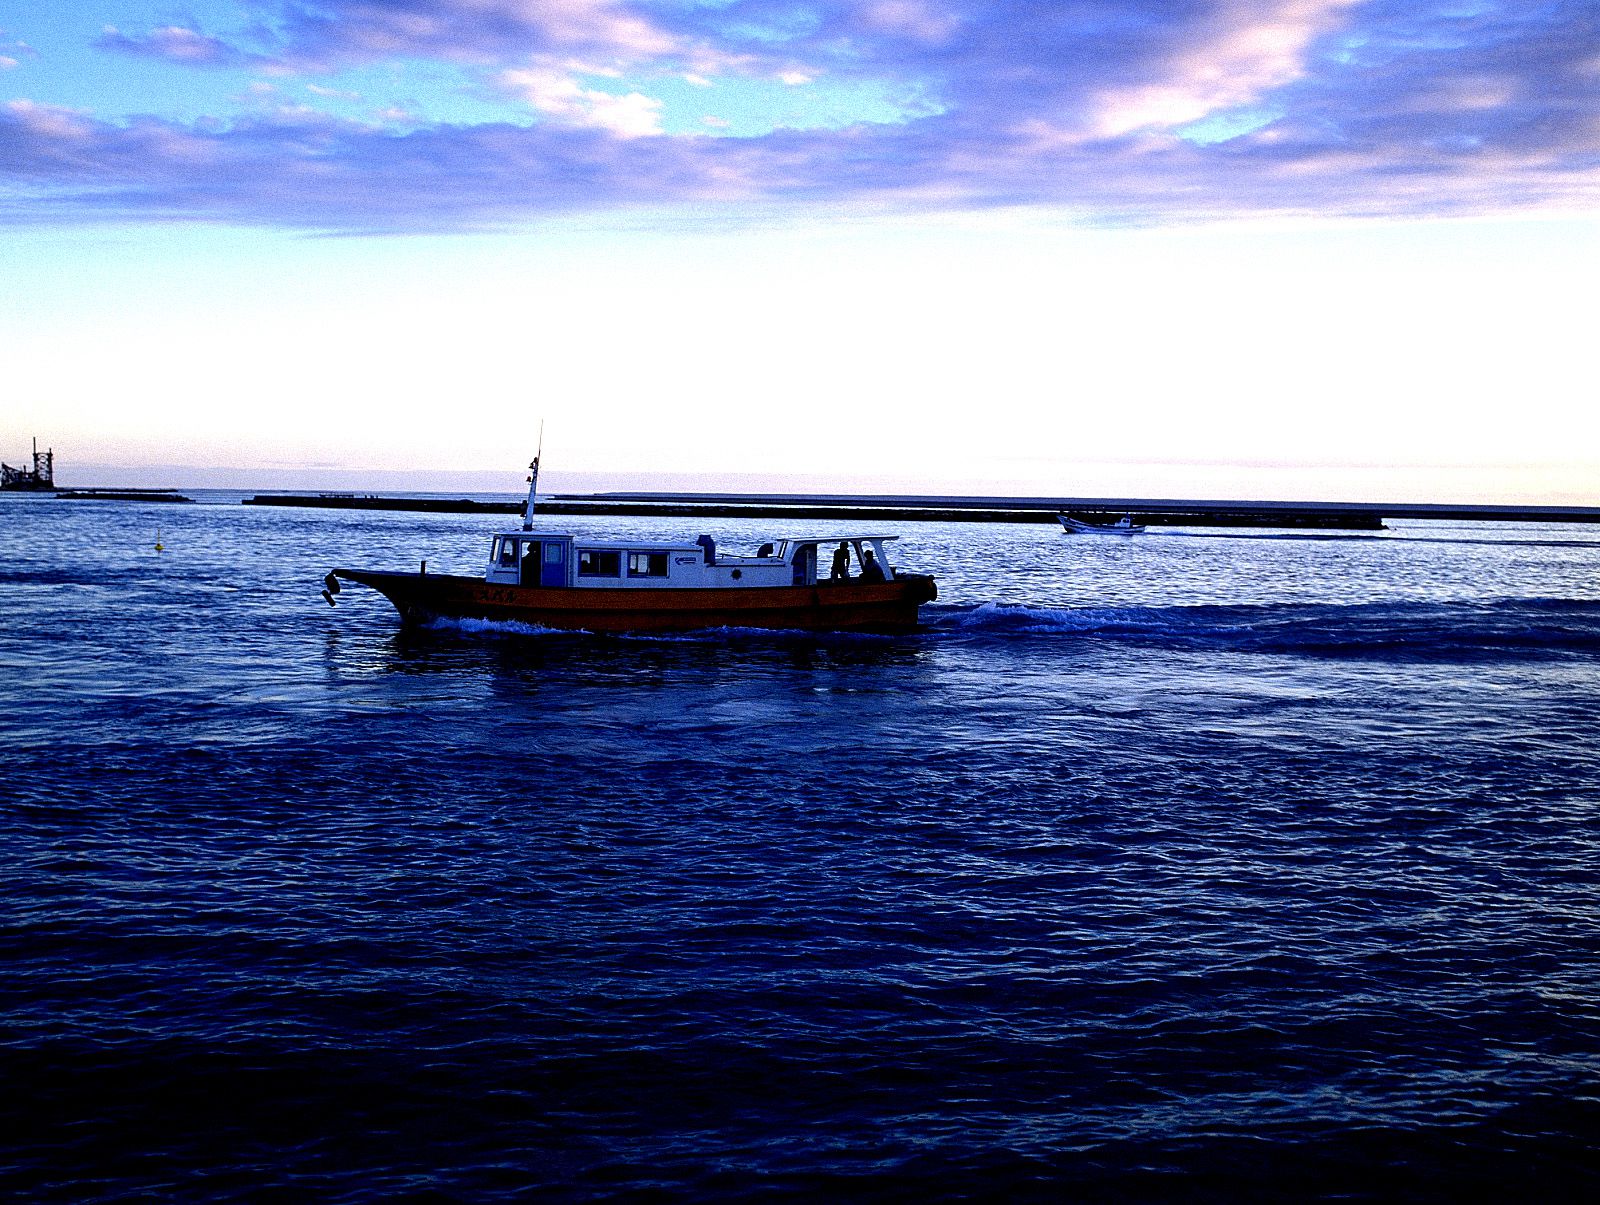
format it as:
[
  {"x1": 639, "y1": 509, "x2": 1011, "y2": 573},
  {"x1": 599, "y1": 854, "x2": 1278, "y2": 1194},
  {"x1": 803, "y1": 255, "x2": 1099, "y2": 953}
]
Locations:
[
  {"x1": 1057, "y1": 514, "x2": 1146, "y2": 535},
  {"x1": 323, "y1": 451, "x2": 938, "y2": 633}
]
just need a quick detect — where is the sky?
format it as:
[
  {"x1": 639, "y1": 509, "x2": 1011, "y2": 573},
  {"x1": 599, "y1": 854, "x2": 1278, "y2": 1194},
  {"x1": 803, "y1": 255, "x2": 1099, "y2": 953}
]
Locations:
[{"x1": 2, "y1": 1, "x2": 1598, "y2": 502}]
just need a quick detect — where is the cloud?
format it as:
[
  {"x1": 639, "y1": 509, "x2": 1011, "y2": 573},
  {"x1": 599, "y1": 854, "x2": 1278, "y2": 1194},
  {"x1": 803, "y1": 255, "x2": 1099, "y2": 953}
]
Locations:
[
  {"x1": 1, "y1": 34, "x2": 34, "y2": 70},
  {"x1": 97, "y1": 24, "x2": 256, "y2": 67},
  {"x1": 253, "y1": 0, "x2": 684, "y2": 70},
  {"x1": 6, "y1": 1, "x2": 1599, "y2": 231},
  {"x1": 500, "y1": 65, "x2": 665, "y2": 136},
  {"x1": 0, "y1": 103, "x2": 710, "y2": 231},
  {"x1": 5, "y1": 98, "x2": 95, "y2": 141},
  {"x1": 1083, "y1": 1, "x2": 1359, "y2": 138},
  {"x1": 856, "y1": 1, "x2": 964, "y2": 44}
]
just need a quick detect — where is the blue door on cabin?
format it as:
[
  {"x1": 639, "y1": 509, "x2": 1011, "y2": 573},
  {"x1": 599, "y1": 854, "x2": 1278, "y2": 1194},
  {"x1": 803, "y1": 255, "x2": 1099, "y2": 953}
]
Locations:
[{"x1": 540, "y1": 540, "x2": 568, "y2": 587}]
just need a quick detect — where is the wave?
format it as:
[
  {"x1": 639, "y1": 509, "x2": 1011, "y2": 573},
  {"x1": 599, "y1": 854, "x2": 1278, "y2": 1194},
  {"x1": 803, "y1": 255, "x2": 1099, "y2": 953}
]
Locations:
[
  {"x1": 613, "y1": 625, "x2": 895, "y2": 644},
  {"x1": 416, "y1": 616, "x2": 896, "y2": 644},
  {"x1": 1155, "y1": 530, "x2": 1382, "y2": 542},
  {"x1": 420, "y1": 616, "x2": 564, "y2": 637},
  {"x1": 938, "y1": 598, "x2": 1600, "y2": 659}
]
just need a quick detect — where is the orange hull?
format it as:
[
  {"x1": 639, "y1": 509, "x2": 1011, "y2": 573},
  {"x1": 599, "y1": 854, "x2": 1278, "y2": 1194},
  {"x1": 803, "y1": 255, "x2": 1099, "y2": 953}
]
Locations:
[{"x1": 333, "y1": 569, "x2": 937, "y2": 633}]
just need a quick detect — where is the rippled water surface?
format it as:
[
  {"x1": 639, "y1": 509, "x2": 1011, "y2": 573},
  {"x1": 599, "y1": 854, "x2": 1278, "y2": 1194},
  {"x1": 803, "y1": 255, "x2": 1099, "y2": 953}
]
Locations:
[{"x1": 3, "y1": 494, "x2": 1599, "y2": 1201}]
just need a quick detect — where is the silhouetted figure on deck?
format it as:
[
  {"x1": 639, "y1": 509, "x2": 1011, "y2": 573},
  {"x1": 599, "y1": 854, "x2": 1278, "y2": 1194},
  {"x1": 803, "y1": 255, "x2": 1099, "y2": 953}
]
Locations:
[
  {"x1": 830, "y1": 542, "x2": 851, "y2": 582},
  {"x1": 860, "y1": 548, "x2": 885, "y2": 582}
]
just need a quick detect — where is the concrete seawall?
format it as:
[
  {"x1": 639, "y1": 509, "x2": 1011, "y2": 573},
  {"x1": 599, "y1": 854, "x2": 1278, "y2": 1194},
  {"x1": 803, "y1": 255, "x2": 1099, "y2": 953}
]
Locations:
[
  {"x1": 539, "y1": 501, "x2": 1385, "y2": 529},
  {"x1": 571, "y1": 492, "x2": 1600, "y2": 525},
  {"x1": 244, "y1": 495, "x2": 520, "y2": 514},
  {"x1": 240, "y1": 494, "x2": 1384, "y2": 528},
  {"x1": 236, "y1": 491, "x2": 1600, "y2": 528}
]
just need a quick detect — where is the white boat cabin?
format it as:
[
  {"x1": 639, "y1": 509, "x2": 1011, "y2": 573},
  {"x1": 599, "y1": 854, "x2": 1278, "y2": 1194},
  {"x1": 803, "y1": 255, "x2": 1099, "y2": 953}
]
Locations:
[{"x1": 484, "y1": 532, "x2": 903, "y2": 590}]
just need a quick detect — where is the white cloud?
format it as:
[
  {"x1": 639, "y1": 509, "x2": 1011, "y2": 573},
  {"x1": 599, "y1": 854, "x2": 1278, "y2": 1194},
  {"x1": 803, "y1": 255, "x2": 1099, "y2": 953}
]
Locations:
[
  {"x1": 99, "y1": 23, "x2": 244, "y2": 66},
  {"x1": 8, "y1": 1, "x2": 1600, "y2": 232},
  {"x1": 525, "y1": 0, "x2": 680, "y2": 59},
  {"x1": 264, "y1": 0, "x2": 682, "y2": 69},
  {"x1": 5, "y1": 99, "x2": 93, "y2": 139},
  {"x1": 1087, "y1": 1, "x2": 1359, "y2": 137},
  {"x1": 500, "y1": 65, "x2": 664, "y2": 136},
  {"x1": 859, "y1": 1, "x2": 962, "y2": 44}
]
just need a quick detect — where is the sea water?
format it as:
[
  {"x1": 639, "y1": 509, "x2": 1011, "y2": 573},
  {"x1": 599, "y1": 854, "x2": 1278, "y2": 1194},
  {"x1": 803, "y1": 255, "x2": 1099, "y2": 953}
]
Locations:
[{"x1": 2, "y1": 493, "x2": 1598, "y2": 1200}]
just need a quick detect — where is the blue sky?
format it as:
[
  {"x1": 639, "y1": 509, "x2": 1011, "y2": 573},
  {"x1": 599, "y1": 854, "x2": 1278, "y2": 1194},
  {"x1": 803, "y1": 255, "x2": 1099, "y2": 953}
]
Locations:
[{"x1": 3, "y1": 1, "x2": 1598, "y2": 500}]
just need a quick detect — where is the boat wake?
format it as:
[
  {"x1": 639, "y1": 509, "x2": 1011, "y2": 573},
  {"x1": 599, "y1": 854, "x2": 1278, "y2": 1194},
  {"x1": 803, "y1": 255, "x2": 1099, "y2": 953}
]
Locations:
[
  {"x1": 939, "y1": 598, "x2": 1600, "y2": 660},
  {"x1": 407, "y1": 599, "x2": 1600, "y2": 663},
  {"x1": 944, "y1": 601, "x2": 1160, "y2": 635},
  {"x1": 416, "y1": 615, "x2": 898, "y2": 644},
  {"x1": 615, "y1": 625, "x2": 896, "y2": 643},
  {"x1": 421, "y1": 615, "x2": 565, "y2": 638}
]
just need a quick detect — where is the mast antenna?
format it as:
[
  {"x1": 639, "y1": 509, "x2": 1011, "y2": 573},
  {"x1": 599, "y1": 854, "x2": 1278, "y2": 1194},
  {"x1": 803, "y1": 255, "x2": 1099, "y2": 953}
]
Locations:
[{"x1": 522, "y1": 420, "x2": 544, "y2": 531}]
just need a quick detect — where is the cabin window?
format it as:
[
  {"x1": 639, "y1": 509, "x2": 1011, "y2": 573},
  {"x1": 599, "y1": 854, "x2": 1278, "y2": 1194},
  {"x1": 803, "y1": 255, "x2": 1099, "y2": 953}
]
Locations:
[
  {"x1": 628, "y1": 551, "x2": 669, "y2": 578},
  {"x1": 544, "y1": 542, "x2": 563, "y2": 564},
  {"x1": 577, "y1": 549, "x2": 621, "y2": 577},
  {"x1": 498, "y1": 539, "x2": 518, "y2": 567}
]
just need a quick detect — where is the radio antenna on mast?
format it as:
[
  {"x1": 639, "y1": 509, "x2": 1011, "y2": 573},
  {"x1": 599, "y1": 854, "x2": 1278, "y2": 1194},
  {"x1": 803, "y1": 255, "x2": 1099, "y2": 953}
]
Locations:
[{"x1": 522, "y1": 420, "x2": 544, "y2": 530}]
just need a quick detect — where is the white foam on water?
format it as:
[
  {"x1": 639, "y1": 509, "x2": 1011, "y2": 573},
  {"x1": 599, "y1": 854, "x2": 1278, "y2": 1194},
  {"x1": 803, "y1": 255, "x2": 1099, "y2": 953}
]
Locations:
[
  {"x1": 422, "y1": 616, "x2": 565, "y2": 637},
  {"x1": 947, "y1": 601, "x2": 1166, "y2": 634}
]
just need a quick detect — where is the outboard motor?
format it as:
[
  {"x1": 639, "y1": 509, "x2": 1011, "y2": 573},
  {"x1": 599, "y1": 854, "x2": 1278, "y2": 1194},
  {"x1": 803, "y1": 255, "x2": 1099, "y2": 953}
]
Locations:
[{"x1": 897, "y1": 573, "x2": 938, "y2": 603}]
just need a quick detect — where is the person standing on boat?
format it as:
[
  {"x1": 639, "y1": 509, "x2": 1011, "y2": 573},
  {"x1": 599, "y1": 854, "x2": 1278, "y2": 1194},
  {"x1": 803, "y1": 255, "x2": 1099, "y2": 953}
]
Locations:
[{"x1": 830, "y1": 542, "x2": 851, "y2": 582}]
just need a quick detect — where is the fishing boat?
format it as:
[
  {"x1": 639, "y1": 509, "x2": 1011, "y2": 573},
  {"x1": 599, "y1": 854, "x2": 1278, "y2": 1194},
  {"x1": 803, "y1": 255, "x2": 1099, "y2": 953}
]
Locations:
[
  {"x1": 323, "y1": 454, "x2": 937, "y2": 633},
  {"x1": 1057, "y1": 513, "x2": 1146, "y2": 535}
]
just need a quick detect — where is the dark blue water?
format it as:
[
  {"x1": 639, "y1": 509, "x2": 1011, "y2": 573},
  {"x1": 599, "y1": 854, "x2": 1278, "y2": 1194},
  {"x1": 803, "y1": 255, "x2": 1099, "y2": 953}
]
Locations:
[{"x1": 4, "y1": 493, "x2": 1599, "y2": 1201}]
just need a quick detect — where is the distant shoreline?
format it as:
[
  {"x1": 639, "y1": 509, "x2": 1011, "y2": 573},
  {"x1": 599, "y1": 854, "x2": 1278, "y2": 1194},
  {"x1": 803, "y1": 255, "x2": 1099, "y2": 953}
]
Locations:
[
  {"x1": 14, "y1": 488, "x2": 1597, "y2": 527},
  {"x1": 239, "y1": 493, "x2": 1383, "y2": 528},
  {"x1": 233, "y1": 491, "x2": 1600, "y2": 528}
]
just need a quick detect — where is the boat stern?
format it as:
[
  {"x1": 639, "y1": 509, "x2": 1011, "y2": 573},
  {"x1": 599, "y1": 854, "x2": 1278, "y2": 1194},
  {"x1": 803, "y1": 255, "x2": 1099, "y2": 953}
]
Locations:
[{"x1": 895, "y1": 572, "x2": 938, "y2": 605}]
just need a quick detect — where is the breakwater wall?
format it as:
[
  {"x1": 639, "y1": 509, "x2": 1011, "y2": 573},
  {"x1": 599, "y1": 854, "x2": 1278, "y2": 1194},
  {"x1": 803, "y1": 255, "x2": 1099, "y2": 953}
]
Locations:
[
  {"x1": 56, "y1": 489, "x2": 194, "y2": 503},
  {"x1": 541, "y1": 501, "x2": 1383, "y2": 529},
  {"x1": 240, "y1": 493, "x2": 1381, "y2": 529},
  {"x1": 217, "y1": 491, "x2": 1600, "y2": 528},
  {"x1": 562, "y1": 491, "x2": 1600, "y2": 526},
  {"x1": 244, "y1": 495, "x2": 520, "y2": 514}
]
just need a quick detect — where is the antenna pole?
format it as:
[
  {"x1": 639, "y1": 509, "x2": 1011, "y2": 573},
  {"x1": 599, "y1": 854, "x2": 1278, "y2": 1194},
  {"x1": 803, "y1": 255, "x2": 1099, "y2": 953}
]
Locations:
[{"x1": 522, "y1": 420, "x2": 544, "y2": 531}]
